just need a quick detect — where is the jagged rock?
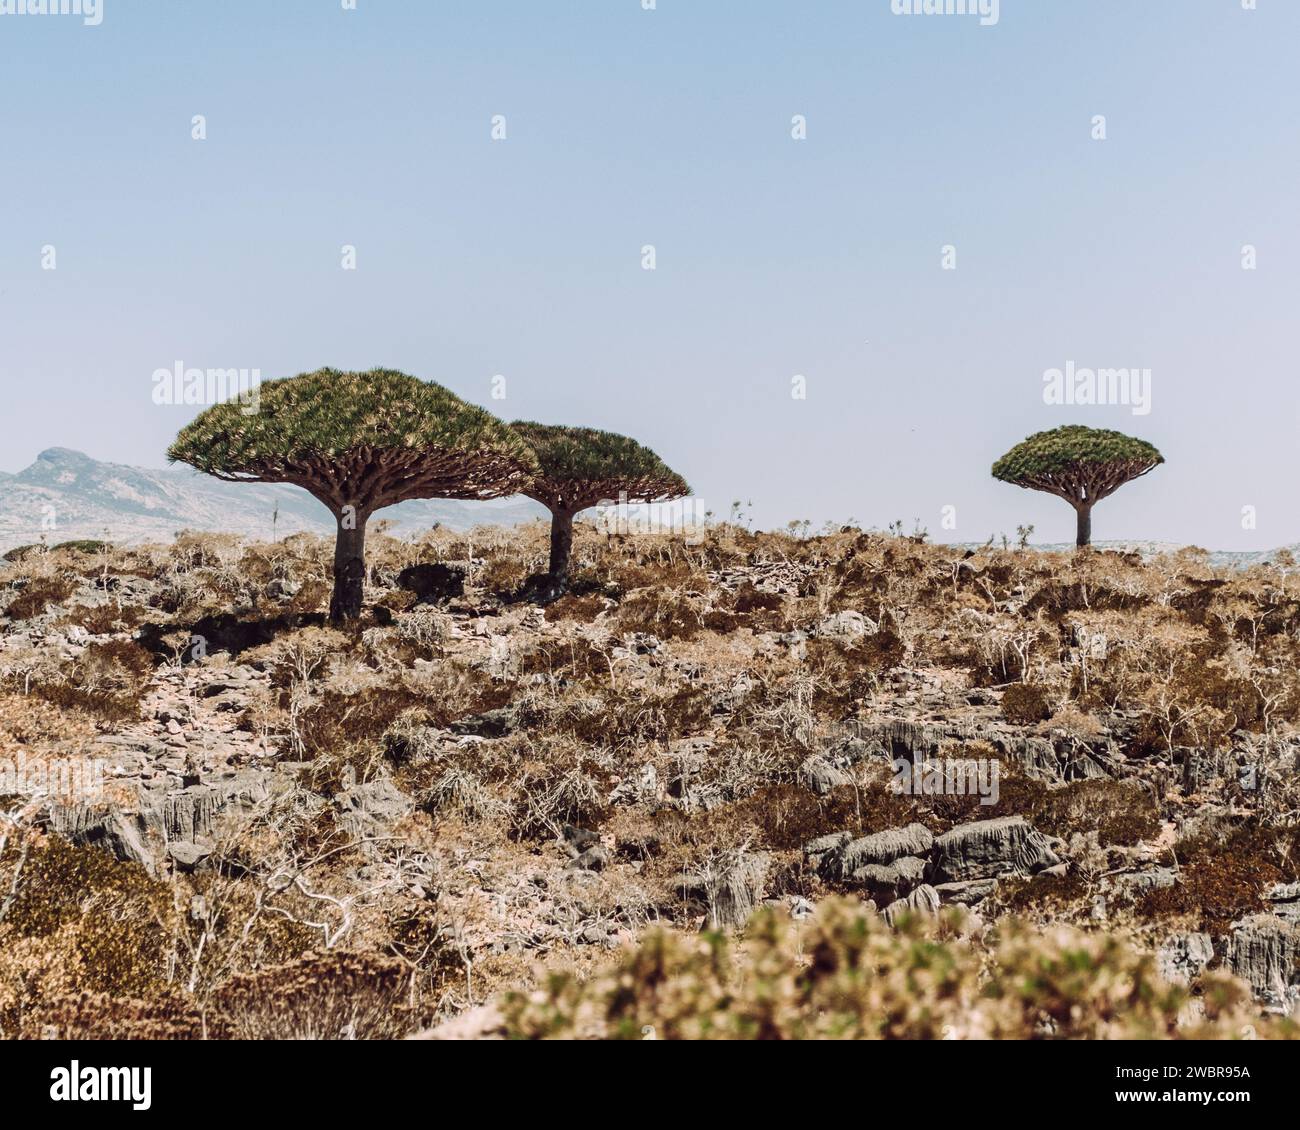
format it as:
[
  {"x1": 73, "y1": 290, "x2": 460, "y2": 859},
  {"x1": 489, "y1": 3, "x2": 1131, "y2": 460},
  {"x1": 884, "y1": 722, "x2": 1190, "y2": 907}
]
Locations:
[
  {"x1": 609, "y1": 762, "x2": 658, "y2": 804},
  {"x1": 1226, "y1": 915, "x2": 1300, "y2": 1012},
  {"x1": 1264, "y1": 882, "x2": 1300, "y2": 924},
  {"x1": 156, "y1": 773, "x2": 270, "y2": 843},
  {"x1": 935, "y1": 878, "x2": 999, "y2": 906},
  {"x1": 663, "y1": 737, "x2": 717, "y2": 809},
  {"x1": 681, "y1": 852, "x2": 769, "y2": 930},
  {"x1": 336, "y1": 776, "x2": 413, "y2": 837},
  {"x1": 840, "y1": 823, "x2": 933, "y2": 876},
  {"x1": 805, "y1": 824, "x2": 933, "y2": 881},
  {"x1": 167, "y1": 840, "x2": 214, "y2": 871},
  {"x1": 1106, "y1": 867, "x2": 1178, "y2": 897},
  {"x1": 568, "y1": 845, "x2": 609, "y2": 872},
  {"x1": 266, "y1": 577, "x2": 301, "y2": 600},
  {"x1": 803, "y1": 832, "x2": 852, "y2": 874},
  {"x1": 798, "y1": 755, "x2": 851, "y2": 796},
  {"x1": 562, "y1": 824, "x2": 601, "y2": 853},
  {"x1": 833, "y1": 718, "x2": 1115, "y2": 783},
  {"x1": 579, "y1": 922, "x2": 618, "y2": 946},
  {"x1": 883, "y1": 883, "x2": 940, "y2": 925},
  {"x1": 1157, "y1": 932, "x2": 1214, "y2": 985},
  {"x1": 851, "y1": 856, "x2": 927, "y2": 899},
  {"x1": 814, "y1": 610, "x2": 876, "y2": 639},
  {"x1": 449, "y1": 706, "x2": 518, "y2": 739},
  {"x1": 46, "y1": 804, "x2": 154, "y2": 874},
  {"x1": 613, "y1": 632, "x2": 662, "y2": 657},
  {"x1": 928, "y1": 816, "x2": 1060, "y2": 883}
]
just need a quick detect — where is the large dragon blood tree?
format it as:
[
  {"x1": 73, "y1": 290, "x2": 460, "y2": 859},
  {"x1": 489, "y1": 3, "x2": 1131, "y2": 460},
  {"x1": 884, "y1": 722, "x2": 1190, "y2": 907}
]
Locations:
[
  {"x1": 991, "y1": 424, "x2": 1164, "y2": 548},
  {"x1": 511, "y1": 422, "x2": 689, "y2": 598},
  {"x1": 169, "y1": 368, "x2": 538, "y2": 621}
]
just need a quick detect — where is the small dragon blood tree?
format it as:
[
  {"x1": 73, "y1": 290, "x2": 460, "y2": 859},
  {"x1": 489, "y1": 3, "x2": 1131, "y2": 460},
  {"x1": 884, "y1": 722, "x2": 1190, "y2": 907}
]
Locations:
[
  {"x1": 511, "y1": 422, "x2": 690, "y2": 598},
  {"x1": 992, "y1": 425, "x2": 1164, "y2": 548},
  {"x1": 169, "y1": 368, "x2": 538, "y2": 621}
]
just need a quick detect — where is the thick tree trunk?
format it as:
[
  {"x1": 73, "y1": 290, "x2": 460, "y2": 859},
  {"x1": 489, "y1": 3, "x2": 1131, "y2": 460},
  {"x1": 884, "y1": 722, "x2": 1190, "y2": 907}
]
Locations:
[
  {"x1": 1075, "y1": 503, "x2": 1093, "y2": 548},
  {"x1": 329, "y1": 511, "x2": 368, "y2": 622},
  {"x1": 548, "y1": 508, "x2": 575, "y2": 589}
]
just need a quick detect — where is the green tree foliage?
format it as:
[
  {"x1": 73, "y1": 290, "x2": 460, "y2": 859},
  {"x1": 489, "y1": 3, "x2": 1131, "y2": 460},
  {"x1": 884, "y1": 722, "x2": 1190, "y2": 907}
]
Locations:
[
  {"x1": 992, "y1": 425, "x2": 1163, "y2": 547},
  {"x1": 511, "y1": 422, "x2": 689, "y2": 596},
  {"x1": 169, "y1": 368, "x2": 537, "y2": 621}
]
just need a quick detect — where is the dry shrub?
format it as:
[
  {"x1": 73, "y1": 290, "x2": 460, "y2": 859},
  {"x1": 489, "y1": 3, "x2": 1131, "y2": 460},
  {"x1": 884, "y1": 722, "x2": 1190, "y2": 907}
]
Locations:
[
  {"x1": 732, "y1": 783, "x2": 916, "y2": 852},
  {"x1": 215, "y1": 951, "x2": 413, "y2": 1040},
  {"x1": 544, "y1": 593, "x2": 607, "y2": 623},
  {"x1": 5, "y1": 576, "x2": 78, "y2": 620},
  {"x1": 19, "y1": 991, "x2": 227, "y2": 1040},
  {"x1": 513, "y1": 637, "x2": 612, "y2": 682},
  {"x1": 509, "y1": 754, "x2": 611, "y2": 841},
  {"x1": 479, "y1": 554, "x2": 531, "y2": 595},
  {"x1": 614, "y1": 588, "x2": 706, "y2": 641},
  {"x1": 1138, "y1": 824, "x2": 1293, "y2": 934},
  {"x1": 19, "y1": 638, "x2": 155, "y2": 723},
  {"x1": 1002, "y1": 682, "x2": 1052, "y2": 725},
  {"x1": 550, "y1": 684, "x2": 712, "y2": 746},
  {"x1": 0, "y1": 838, "x2": 175, "y2": 1032},
  {"x1": 295, "y1": 672, "x2": 505, "y2": 760},
  {"x1": 1035, "y1": 778, "x2": 1160, "y2": 846},
  {"x1": 61, "y1": 601, "x2": 149, "y2": 634}
]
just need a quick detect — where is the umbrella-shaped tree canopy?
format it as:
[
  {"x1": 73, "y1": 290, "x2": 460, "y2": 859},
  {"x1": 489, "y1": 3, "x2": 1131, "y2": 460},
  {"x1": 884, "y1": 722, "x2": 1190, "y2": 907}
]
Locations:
[
  {"x1": 511, "y1": 421, "x2": 689, "y2": 594},
  {"x1": 992, "y1": 425, "x2": 1163, "y2": 547},
  {"x1": 170, "y1": 368, "x2": 538, "y2": 620}
]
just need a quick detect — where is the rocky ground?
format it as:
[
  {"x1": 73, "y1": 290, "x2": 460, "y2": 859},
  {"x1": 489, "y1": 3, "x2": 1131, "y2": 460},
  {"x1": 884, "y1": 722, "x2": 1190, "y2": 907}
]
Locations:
[{"x1": 1, "y1": 524, "x2": 1298, "y2": 1038}]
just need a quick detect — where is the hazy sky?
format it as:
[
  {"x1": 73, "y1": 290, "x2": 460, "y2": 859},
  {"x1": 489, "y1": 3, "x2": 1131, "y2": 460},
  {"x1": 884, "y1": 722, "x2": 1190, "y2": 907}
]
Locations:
[{"x1": 2, "y1": 0, "x2": 1297, "y2": 548}]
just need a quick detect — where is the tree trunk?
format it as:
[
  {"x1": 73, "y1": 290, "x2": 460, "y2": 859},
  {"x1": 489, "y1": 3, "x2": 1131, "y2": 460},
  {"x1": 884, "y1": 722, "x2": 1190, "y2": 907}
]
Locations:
[
  {"x1": 1075, "y1": 503, "x2": 1093, "y2": 548},
  {"x1": 329, "y1": 511, "x2": 368, "y2": 622},
  {"x1": 548, "y1": 508, "x2": 575, "y2": 589}
]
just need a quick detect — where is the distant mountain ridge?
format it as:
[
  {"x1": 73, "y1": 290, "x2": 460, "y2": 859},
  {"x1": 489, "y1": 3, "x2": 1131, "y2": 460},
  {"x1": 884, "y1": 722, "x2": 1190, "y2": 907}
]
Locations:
[{"x1": 0, "y1": 448, "x2": 547, "y2": 553}]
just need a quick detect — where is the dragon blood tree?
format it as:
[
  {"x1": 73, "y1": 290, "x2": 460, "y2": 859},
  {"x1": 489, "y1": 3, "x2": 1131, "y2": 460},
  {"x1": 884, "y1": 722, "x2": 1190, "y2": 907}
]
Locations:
[
  {"x1": 991, "y1": 425, "x2": 1164, "y2": 548},
  {"x1": 511, "y1": 422, "x2": 689, "y2": 597},
  {"x1": 169, "y1": 368, "x2": 538, "y2": 622}
]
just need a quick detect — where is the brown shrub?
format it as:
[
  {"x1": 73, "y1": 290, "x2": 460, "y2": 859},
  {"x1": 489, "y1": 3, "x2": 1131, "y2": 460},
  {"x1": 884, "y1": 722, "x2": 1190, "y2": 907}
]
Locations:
[
  {"x1": 20, "y1": 991, "x2": 227, "y2": 1040},
  {"x1": 1002, "y1": 682, "x2": 1052, "y2": 725},
  {"x1": 1036, "y1": 779, "x2": 1161, "y2": 846},
  {"x1": 1137, "y1": 825, "x2": 1288, "y2": 935},
  {"x1": 0, "y1": 838, "x2": 174, "y2": 1014},
  {"x1": 5, "y1": 576, "x2": 78, "y2": 620},
  {"x1": 214, "y1": 951, "x2": 414, "y2": 1040},
  {"x1": 733, "y1": 783, "x2": 917, "y2": 851},
  {"x1": 61, "y1": 601, "x2": 149, "y2": 634},
  {"x1": 544, "y1": 593, "x2": 607, "y2": 623}
]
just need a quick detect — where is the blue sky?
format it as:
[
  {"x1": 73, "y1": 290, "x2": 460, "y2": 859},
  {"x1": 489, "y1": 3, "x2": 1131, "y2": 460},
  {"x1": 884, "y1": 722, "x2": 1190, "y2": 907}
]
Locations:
[{"x1": 2, "y1": 0, "x2": 1297, "y2": 547}]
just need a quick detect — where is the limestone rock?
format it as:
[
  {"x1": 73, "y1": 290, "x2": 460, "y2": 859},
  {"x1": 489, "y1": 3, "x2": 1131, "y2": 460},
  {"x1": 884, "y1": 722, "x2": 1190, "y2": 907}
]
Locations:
[
  {"x1": 1226, "y1": 915, "x2": 1300, "y2": 1012},
  {"x1": 928, "y1": 816, "x2": 1060, "y2": 883},
  {"x1": 1156, "y1": 932, "x2": 1214, "y2": 985},
  {"x1": 840, "y1": 823, "x2": 934, "y2": 876},
  {"x1": 798, "y1": 755, "x2": 851, "y2": 796},
  {"x1": 883, "y1": 883, "x2": 940, "y2": 925}
]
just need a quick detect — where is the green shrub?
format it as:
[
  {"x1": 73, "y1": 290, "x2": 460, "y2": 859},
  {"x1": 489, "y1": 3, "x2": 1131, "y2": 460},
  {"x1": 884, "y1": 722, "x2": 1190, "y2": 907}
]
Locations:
[{"x1": 502, "y1": 898, "x2": 1295, "y2": 1040}]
